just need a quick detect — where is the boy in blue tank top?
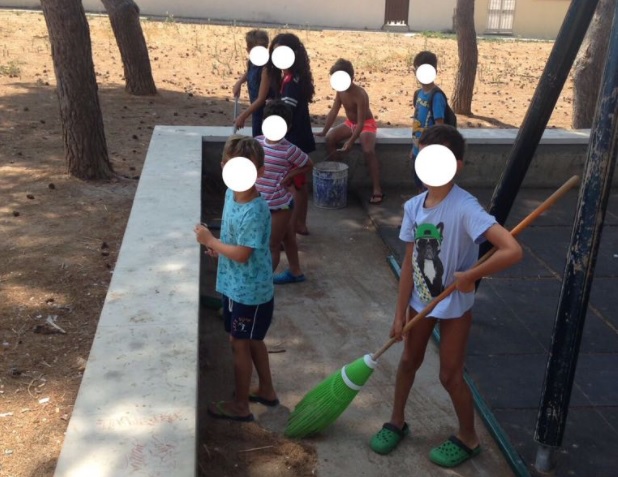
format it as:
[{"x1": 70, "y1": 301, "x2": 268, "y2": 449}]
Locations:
[{"x1": 410, "y1": 51, "x2": 447, "y2": 191}]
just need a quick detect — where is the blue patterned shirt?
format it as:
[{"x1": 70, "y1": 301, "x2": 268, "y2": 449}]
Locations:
[{"x1": 216, "y1": 188, "x2": 273, "y2": 305}]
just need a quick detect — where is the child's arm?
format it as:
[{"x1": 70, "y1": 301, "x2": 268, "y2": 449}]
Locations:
[
  {"x1": 232, "y1": 71, "x2": 248, "y2": 98},
  {"x1": 340, "y1": 92, "x2": 368, "y2": 151},
  {"x1": 315, "y1": 94, "x2": 342, "y2": 136},
  {"x1": 454, "y1": 224, "x2": 523, "y2": 292},
  {"x1": 194, "y1": 224, "x2": 253, "y2": 263},
  {"x1": 281, "y1": 159, "x2": 313, "y2": 186},
  {"x1": 235, "y1": 68, "x2": 270, "y2": 129},
  {"x1": 391, "y1": 242, "x2": 415, "y2": 341}
]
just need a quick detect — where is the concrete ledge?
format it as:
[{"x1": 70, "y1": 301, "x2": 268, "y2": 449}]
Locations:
[
  {"x1": 198, "y1": 126, "x2": 599, "y2": 188},
  {"x1": 54, "y1": 127, "x2": 202, "y2": 476}
]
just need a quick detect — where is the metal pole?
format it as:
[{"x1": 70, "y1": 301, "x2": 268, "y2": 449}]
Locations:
[
  {"x1": 480, "y1": 0, "x2": 599, "y2": 237},
  {"x1": 534, "y1": 3, "x2": 618, "y2": 472}
]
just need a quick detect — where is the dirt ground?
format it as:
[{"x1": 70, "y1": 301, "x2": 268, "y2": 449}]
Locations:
[{"x1": 0, "y1": 9, "x2": 575, "y2": 477}]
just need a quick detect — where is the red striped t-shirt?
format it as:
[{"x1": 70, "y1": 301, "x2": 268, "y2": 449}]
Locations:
[{"x1": 255, "y1": 136, "x2": 309, "y2": 210}]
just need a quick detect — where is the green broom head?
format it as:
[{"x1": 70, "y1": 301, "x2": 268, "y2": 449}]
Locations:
[{"x1": 285, "y1": 354, "x2": 378, "y2": 438}]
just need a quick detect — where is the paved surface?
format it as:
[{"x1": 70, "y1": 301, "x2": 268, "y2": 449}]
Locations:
[
  {"x1": 357, "y1": 183, "x2": 618, "y2": 477},
  {"x1": 202, "y1": 195, "x2": 515, "y2": 477}
]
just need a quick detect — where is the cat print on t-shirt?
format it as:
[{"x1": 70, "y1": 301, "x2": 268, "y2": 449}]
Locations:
[{"x1": 412, "y1": 221, "x2": 445, "y2": 303}]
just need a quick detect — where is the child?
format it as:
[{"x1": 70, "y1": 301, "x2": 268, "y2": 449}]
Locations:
[
  {"x1": 267, "y1": 32, "x2": 315, "y2": 235},
  {"x1": 370, "y1": 125, "x2": 523, "y2": 467},
  {"x1": 255, "y1": 100, "x2": 313, "y2": 284},
  {"x1": 410, "y1": 50, "x2": 447, "y2": 191},
  {"x1": 233, "y1": 29, "x2": 274, "y2": 137},
  {"x1": 316, "y1": 58, "x2": 384, "y2": 205},
  {"x1": 194, "y1": 135, "x2": 278, "y2": 422}
]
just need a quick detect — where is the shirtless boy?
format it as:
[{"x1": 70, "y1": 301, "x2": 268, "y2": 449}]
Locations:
[{"x1": 316, "y1": 58, "x2": 384, "y2": 204}]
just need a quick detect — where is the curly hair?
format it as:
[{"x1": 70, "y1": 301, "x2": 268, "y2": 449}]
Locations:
[
  {"x1": 267, "y1": 33, "x2": 315, "y2": 103},
  {"x1": 329, "y1": 58, "x2": 354, "y2": 80},
  {"x1": 222, "y1": 135, "x2": 265, "y2": 169}
]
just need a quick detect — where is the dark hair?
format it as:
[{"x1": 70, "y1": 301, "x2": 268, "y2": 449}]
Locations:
[
  {"x1": 222, "y1": 135, "x2": 265, "y2": 169},
  {"x1": 330, "y1": 58, "x2": 354, "y2": 79},
  {"x1": 267, "y1": 33, "x2": 315, "y2": 102},
  {"x1": 413, "y1": 50, "x2": 438, "y2": 70},
  {"x1": 245, "y1": 29, "x2": 269, "y2": 49},
  {"x1": 263, "y1": 99, "x2": 293, "y2": 128},
  {"x1": 418, "y1": 125, "x2": 465, "y2": 161}
]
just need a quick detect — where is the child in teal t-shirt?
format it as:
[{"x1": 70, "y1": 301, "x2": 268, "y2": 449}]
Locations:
[{"x1": 194, "y1": 135, "x2": 278, "y2": 422}]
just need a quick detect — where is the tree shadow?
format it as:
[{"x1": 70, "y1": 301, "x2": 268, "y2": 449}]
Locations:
[{"x1": 464, "y1": 113, "x2": 518, "y2": 129}]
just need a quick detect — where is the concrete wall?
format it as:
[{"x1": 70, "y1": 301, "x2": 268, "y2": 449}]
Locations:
[
  {"x1": 475, "y1": 0, "x2": 569, "y2": 40},
  {"x1": 408, "y1": 0, "x2": 457, "y2": 32},
  {"x1": 4, "y1": 0, "x2": 567, "y2": 37},
  {"x1": 200, "y1": 127, "x2": 607, "y2": 189},
  {"x1": 3, "y1": 0, "x2": 385, "y2": 30}
]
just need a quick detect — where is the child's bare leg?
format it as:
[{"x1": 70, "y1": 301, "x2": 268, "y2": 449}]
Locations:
[
  {"x1": 361, "y1": 132, "x2": 382, "y2": 197},
  {"x1": 215, "y1": 336, "x2": 251, "y2": 417},
  {"x1": 438, "y1": 311, "x2": 479, "y2": 449},
  {"x1": 293, "y1": 183, "x2": 310, "y2": 235},
  {"x1": 389, "y1": 312, "x2": 436, "y2": 429},
  {"x1": 281, "y1": 210, "x2": 303, "y2": 276},
  {"x1": 249, "y1": 340, "x2": 277, "y2": 401},
  {"x1": 325, "y1": 123, "x2": 352, "y2": 160},
  {"x1": 270, "y1": 209, "x2": 292, "y2": 271}
]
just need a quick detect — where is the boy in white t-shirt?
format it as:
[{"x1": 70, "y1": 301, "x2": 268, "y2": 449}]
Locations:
[{"x1": 370, "y1": 125, "x2": 523, "y2": 468}]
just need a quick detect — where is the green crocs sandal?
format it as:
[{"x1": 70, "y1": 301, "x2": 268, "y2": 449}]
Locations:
[
  {"x1": 370, "y1": 422, "x2": 410, "y2": 455},
  {"x1": 429, "y1": 435, "x2": 481, "y2": 467}
]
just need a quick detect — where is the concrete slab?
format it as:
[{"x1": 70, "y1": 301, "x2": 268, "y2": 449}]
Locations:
[{"x1": 54, "y1": 126, "x2": 201, "y2": 477}]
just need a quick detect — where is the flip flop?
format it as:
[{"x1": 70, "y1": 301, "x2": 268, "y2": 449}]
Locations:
[
  {"x1": 249, "y1": 394, "x2": 280, "y2": 407},
  {"x1": 273, "y1": 269, "x2": 306, "y2": 285},
  {"x1": 370, "y1": 422, "x2": 410, "y2": 455},
  {"x1": 369, "y1": 193, "x2": 385, "y2": 205},
  {"x1": 429, "y1": 435, "x2": 481, "y2": 468},
  {"x1": 207, "y1": 401, "x2": 254, "y2": 422}
]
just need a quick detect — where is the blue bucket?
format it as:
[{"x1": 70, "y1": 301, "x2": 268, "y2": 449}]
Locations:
[{"x1": 312, "y1": 161, "x2": 349, "y2": 209}]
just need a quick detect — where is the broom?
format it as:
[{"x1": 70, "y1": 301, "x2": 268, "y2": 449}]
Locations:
[{"x1": 285, "y1": 175, "x2": 580, "y2": 438}]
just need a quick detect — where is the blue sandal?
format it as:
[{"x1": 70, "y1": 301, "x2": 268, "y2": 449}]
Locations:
[{"x1": 273, "y1": 269, "x2": 306, "y2": 285}]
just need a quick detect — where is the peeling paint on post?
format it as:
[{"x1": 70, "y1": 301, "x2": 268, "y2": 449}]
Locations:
[{"x1": 534, "y1": 3, "x2": 618, "y2": 473}]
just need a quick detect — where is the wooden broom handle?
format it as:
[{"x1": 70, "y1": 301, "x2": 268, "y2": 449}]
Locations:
[{"x1": 372, "y1": 175, "x2": 580, "y2": 360}]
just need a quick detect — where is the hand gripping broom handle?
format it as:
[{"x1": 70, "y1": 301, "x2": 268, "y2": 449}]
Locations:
[{"x1": 372, "y1": 175, "x2": 581, "y2": 360}]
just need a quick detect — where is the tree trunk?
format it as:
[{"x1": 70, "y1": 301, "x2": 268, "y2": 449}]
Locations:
[
  {"x1": 101, "y1": 0, "x2": 157, "y2": 95},
  {"x1": 41, "y1": 0, "x2": 113, "y2": 180},
  {"x1": 572, "y1": 0, "x2": 615, "y2": 128},
  {"x1": 452, "y1": 0, "x2": 478, "y2": 115}
]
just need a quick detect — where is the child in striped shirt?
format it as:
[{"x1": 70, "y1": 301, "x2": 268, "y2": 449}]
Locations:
[{"x1": 255, "y1": 100, "x2": 313, "y2": 284}]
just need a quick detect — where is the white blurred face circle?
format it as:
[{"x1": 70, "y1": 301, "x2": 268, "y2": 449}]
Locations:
[
  {"x1": 262, "y1": 115, "x2": 287, "y2": 141},
  {"x1": 330, "y1": 70, "x2": 352, "y2": 92},
  {"x1": 272, "y1": 45, "x2": 295, "y2": 70},
  {"x1": 416, "y1": 64, "x2": 437, "y2": 85},
  {"x1": 222, "y1": 157, "x2": 258, "y2": 192},
  {"x1": 249, "y1": 46, "x2": 269, "y2": 67},
  {"x1": 415, "y1": 144, "x2": 457, "y2": 187}
]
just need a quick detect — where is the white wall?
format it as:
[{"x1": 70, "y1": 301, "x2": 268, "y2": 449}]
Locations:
[
  {"x1": 408, "y1": 0, "x2": 457, "y2": 32},
  {"x1": 3, "y1": 0, "x2": 385, "y2": 30}
]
